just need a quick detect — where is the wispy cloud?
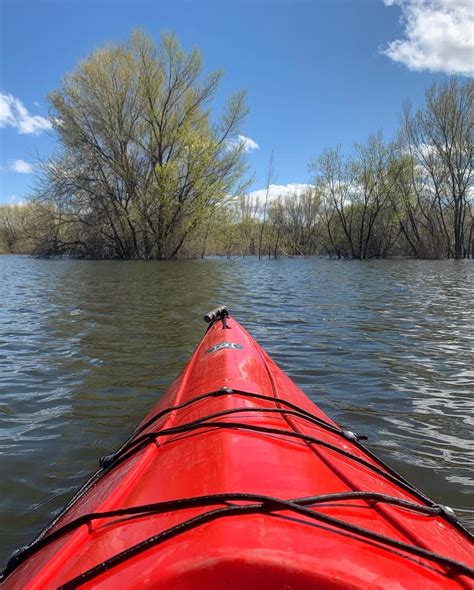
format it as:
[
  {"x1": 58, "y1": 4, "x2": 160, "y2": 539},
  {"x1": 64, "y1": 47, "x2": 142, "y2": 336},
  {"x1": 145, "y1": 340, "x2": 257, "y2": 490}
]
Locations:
[
  {"x1": 0, "y1": 92, "x2": 52, "y2": 134},
  {"x1": 238, "y1": 135, "x2": 259, "y2": 152},
  {"x1": 248, "y1": 183, "x2": 312, "y2": 203},
  {"x1": 0, "y1": 159, "x2": 34, "y2": 174},
  {"x1": 10, "y1": 159, "x2": 33, "y2": 174},
  {"x1": 381, "y1": 0, "x2": 474, "y2": 76}
]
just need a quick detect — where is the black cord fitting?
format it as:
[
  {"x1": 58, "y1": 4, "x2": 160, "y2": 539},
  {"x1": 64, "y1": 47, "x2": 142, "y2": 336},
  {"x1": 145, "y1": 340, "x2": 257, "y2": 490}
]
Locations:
[
  {"x1": 342, "y1": 430, "x2": 359, "y2": 442},
  {"x1": 203, "y1": 306, "x2": 228, "y2": 324},
  {"x1": 218, "y1": 387, "x2": 233, "y2": 394},
  {"x1": 436, "y1": 504, "x2": 458, "y2": 524},
  {"x1": 99, "y1": 453, "x2": 117, "y2": 469}
]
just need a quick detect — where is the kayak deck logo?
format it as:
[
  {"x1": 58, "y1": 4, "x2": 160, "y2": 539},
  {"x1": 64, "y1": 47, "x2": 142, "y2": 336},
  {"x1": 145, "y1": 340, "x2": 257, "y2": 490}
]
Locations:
[{"x1": 205, "y1": 342, "x2": 244, "y2": 354}]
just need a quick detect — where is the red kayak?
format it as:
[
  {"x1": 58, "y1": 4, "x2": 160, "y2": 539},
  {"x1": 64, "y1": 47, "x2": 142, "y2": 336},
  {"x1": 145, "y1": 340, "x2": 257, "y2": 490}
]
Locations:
[{"x1": 2, "y1": 307, "x2": 473, "y2": 589}]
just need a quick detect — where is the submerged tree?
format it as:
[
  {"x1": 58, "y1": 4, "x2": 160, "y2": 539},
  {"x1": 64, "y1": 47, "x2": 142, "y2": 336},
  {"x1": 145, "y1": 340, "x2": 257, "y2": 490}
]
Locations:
[
  {"x1": 401, "y1": 79, "x2": 473, "y2": 259},
  {"x1": 33, "y1": 31, "x2": 250, "y2": 258}
]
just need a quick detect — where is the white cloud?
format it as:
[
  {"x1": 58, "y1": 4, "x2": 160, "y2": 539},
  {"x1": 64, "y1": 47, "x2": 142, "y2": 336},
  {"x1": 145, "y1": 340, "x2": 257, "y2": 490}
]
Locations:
[
  {"x1": 10, "y1": 159, "x2": 33, "y2": 174},
  {"x1": 0, "y1": 92, "x2": 52, "y2": 134},
  {"x1": 238, "y1": 135, "x2": 259, "y2": 152},
  {"x1": 248, "y1": 183, "x2": 313, "y2": 204},
  {"x1": 0, "y1": 159, "x2": 34, "y2": 174},
  {"x1": 382, "y1": 0, "x2": 474, "y2": 76}
]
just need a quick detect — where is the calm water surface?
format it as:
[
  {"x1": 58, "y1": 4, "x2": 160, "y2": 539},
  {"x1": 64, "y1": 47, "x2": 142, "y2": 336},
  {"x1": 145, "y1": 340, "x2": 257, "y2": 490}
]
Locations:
[{"x1": 0, "y1": 256, "x2": 473, "y2": 562}]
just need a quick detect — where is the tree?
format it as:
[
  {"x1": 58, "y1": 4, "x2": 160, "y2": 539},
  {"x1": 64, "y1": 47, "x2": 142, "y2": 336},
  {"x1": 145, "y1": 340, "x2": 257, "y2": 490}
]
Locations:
[
  {"x1": 274, "y1": 188, "x2": 320, "y2": 256},
  {"x1": 258, "y1": 151, "x2": 273, "y2": 260},
  {"x1": 0, "y1": 205, "x2": 21, "y2": 252},
  {"x1": 349, "y1": 134, "x2": 393, "y2": 258},
  {"x1": 311, "y1": 147, "x2": 356, "y2": 257},
  {"x1": 235, "y1": 194, "x2": 260, "y2": 256},
  {"x1": 0, "y1": 204, "x2": 37, "y2": 253},
  {"x1": 33, "y1": 31, "x2": 250, "y2": 259},
  {"x1": 401, "y1": 79, "x2": 473, "y2": 259}
]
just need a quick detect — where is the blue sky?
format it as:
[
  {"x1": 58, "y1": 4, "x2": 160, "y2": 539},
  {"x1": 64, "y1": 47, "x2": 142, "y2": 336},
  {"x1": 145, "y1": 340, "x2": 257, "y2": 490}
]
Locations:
[{"x1": 0, "y1": 0, "x2": 472, "y2": 204}]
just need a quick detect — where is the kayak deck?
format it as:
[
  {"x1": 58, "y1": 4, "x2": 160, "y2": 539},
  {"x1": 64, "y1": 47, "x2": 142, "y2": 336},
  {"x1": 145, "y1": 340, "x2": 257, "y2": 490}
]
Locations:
[{"x1": 2, "y1": 310, "x2": 473, "y2": 589}]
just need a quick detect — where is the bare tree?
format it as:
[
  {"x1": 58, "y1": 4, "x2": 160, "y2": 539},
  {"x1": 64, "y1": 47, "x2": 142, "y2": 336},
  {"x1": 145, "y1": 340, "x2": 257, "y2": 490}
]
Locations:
[
  {"x1": 311, "y1": 147, "x2": 357, "y2": 257},
  {"x1": 276, "y1": 188, "x2": 320, "y2": 256},
  {"x1": 351, "y1": 133, "x2": 404, "y2": 259},
  {"x1": 258, "y1": 151, "x2": 273, "y2": 260},
  {"x1": 401, "y1": 79, "x2": 473, "y2": 259}
]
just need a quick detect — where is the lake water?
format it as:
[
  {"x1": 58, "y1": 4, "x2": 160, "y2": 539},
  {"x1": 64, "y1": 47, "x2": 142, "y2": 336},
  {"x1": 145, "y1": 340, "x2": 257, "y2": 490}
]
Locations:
[{"x1": 0, "y1": 255, "x2": 473, "y2": 563}]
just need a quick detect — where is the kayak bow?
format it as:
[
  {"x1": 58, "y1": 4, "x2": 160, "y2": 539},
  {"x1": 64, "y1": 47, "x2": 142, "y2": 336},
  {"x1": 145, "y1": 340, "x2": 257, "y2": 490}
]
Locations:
[{"x1": 2, "y1": 307, "x2": 473, "y2": 589}]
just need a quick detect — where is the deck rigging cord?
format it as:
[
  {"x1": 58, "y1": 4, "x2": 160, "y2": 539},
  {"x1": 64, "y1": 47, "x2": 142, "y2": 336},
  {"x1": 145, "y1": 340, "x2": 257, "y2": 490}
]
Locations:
[
  {"x1": 52, "y1": 494, "x2": 474, "y2": 588},
  {"x1": 3, "y1": 490, "x2": 469, "y2": 582},
  {"x1": 3, "y1": 387, "x2": 472, "y2": 584},
  {"x1": 94, "y1": 401, "x2": 460, "y2": 524},
  {"x1": 7, "y1": 387, "x2": 372, "y2": 552}
]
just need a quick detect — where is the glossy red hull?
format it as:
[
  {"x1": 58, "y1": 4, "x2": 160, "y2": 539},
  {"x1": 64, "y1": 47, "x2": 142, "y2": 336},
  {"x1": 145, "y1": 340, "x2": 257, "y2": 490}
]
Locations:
[{"x1": 2, "y1": 312, "x2": 473, "y2": 589}]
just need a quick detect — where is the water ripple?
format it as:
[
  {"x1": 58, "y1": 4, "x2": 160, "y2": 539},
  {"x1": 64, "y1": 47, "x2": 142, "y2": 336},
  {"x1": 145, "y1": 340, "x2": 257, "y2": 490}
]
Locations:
[{"x1": 0, "y1": 256, "x2": 473, "y2": 562}]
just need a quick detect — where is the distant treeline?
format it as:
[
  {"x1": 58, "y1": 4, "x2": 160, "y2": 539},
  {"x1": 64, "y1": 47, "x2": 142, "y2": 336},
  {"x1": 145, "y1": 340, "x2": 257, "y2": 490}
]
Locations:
[{"x1": 1, "y1": 32, "x2": 472, "y2": 260}]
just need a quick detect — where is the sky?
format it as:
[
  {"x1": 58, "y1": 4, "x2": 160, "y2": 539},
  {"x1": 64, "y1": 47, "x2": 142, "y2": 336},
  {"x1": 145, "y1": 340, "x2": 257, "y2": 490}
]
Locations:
[{"x1": 0, "y1": 0, "x2": 472, "y2": 204}]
